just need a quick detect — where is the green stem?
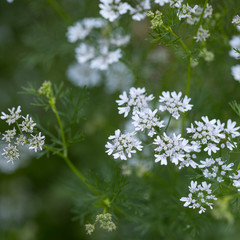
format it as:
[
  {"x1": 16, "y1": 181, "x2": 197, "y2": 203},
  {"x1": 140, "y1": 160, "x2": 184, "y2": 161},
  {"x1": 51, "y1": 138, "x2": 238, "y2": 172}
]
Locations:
[
  {"x1": 50, "y1": 103, "x2": 68, "y2": 157},
  {"x1": 48, "y1": 99, "x2": 99, "y2": 195},
  {"x1": 163, "y1": 25, "x2": 190, "y2": 56},
  {"x1": 165, "y1": 115, "x2": 172, "y2": 133}
]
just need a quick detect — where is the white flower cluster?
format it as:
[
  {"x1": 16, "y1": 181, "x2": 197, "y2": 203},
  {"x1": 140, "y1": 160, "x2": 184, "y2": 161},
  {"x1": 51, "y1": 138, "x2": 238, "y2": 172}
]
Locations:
[
  {"x1": 105, "y1": 129, "x2": 143, "y2": 160},
  {"x1": 198, "y1": 157, "x2": 234, "y2": 183},
  {"x1": 159, "y1": 91, "x2": 193, "y2": 119},
  {"x1": 116, "y1": 87, "x2": 154, "y2": 117},
  {"x1": 107, "y1": 88, "x2": 192, "y2": 161},
  {"x1": 1, "y1": 106, "x2": 45, "y2": 164},
  {"x1": 153, "y1": 133, "x2": 193, "y2": 165},
  {"x1": 99, "y1": 0, "x2": 212, "y2": 26},
  {"x1": 67, "y1": 18, "x2": 130, "y2": 71},
  {"x1": 187, "y1": 117, "x2": 240, "y2": 155},
  {"x1": 180, "y1": 181, "x2": 217, "y2": 214},
  {"x1": 106, "y1": 87, "x2": 240, "y2": 214}
]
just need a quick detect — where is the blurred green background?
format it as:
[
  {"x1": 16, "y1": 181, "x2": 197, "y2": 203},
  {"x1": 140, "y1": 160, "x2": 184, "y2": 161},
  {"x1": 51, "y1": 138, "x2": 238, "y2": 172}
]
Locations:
[{"x1": 1, "y1": 0, "x2": 240, "y2": 239}]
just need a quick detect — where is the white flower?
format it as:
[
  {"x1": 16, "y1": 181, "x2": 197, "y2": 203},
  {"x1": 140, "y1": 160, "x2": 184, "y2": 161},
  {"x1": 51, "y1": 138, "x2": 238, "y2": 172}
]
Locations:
[
  {"x1": 229, "y1": 36, "x2": 240, "y2": 59},
  {"x1": 180, "y1": 181, "x2": 217, "y2": 214},
  {"x1": 169, "y1": 0, "x2": 183, "y2": 8},
  {"x1": 1, "y1": 106, "x2": 21, "y2": 125},
  {"x1": 225, "y1": 119, "x2": 240, "y2": 137},
  {"x1": 199, "y1": 157, "x2": 234, "y2": 182},
  {"x1": 75, "y1": 43, "x2": 95, "y2": 64},
  {"x1": 110, "y1": 34, "x2": 130, "y2": 47},
  {"x1": 99, "y1": 0, "x2": 131, "y2": 22},
  {"x1": 194, "y1": 25, "x2": 210, "y2": 42},
  {"x1": 15, "y1": 135, "x2": 27, "y2": 146},
  {"x1": 159, "y1": 91, "x2": 193, "y2": 119},
  {"x1": 105, "y1": 129, "x2": 143, "y2": 160},
  {"x1": 29, "y1": 132, "x2": 45, "y2": 152},
  {"x1": 66, "y1": 18, "x2": 106, "y2": 43},
  {"x1": 67, "y1": 62, "x2": 101, "y2": 87},
  {"x1": 153, "y1": 133, "x2": 191, "y2": 165},
  {"x1": 187, "y1": 116, "x2": 227, "y2": 155},
  {"x1": 2, "y1": 144, "x2": 19, "y2": 164},
  {"x1": 132, "y1": 108, "x2": 165, "y2": 137},
  {"x1": 19, "y1": 114, "x2": 36, "y2": 133},
  {"x1": 130, "y1": 0, "x2": 151, "y2": 21},
  {"x1": 2, "y1": 128, "x2": 16, "y2": 142},
  {"x1": 232, "y1": 15, "x2": 240, "y2": 26},
  {"x1": 90, "y1": 47, "x2": 122, "y2": 70},
  {"x1": 116, "y1": 87, "x2": 154, "y2": 117},
  {"x1": 203, "y1": 4, "x2": 213, "y2": 19},
  {"x1": 231, "y1": 65, "x2": 240, "y2": 81}
]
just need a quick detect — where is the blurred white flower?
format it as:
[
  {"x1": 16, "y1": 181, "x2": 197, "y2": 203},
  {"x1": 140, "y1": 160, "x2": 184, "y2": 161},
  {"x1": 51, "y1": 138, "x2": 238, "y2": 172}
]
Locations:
[
  {"x1": 67, "y1": 62, "x2": 101, "y2": 87},
  {"x1": 229, "y1": 35, "x2": 240, "y2": 59},
  {"x1": 194, "y1": 25, "x2": 210, "y2": 42},
  {"x1": 231, "y1": 65, "x2": 240, "y2": 81}
]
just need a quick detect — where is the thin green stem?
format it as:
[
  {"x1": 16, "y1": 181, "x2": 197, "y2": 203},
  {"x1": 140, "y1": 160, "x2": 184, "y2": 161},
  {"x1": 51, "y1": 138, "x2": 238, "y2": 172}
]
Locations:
[
  {"x1": 162, "y1": 25, "x2": 190, "y2": 56},
  {"x1": 185, "y1": 55, "x2": 192, "y2": 97},
  {"x1": 165, "y1": 115, "x2": 172, "y2": 133},
  {"x1": 50, "y1": 103, "x2": 68, "y2": 157}
]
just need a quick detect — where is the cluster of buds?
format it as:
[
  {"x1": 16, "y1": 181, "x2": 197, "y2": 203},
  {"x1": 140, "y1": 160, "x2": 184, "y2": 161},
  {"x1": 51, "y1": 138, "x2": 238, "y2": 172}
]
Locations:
[{"x1": 85, "y1": 213, "x2": 116, "y2": 235}]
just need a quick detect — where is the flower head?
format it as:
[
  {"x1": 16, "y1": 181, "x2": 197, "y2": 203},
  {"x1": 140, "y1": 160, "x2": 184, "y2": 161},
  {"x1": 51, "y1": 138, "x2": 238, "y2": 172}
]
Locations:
[{"x1": 1, "y1": 106, "x2": 21, "y2": 125}]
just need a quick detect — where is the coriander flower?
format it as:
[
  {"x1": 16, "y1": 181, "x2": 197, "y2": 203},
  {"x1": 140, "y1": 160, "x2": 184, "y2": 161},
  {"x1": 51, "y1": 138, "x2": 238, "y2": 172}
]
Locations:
[
  {"x1": 187, "y1": 116, "x2": 226, "y2": 155},
  {"x1": 159, "y1": 91, "x2": 193, "y2": 119},
  {"x1": 105, "y1": 129, "x2": 143, "y2": 160},
  {"x1": 2, "y1": 128, "x2": 16, "y2": 142},
  {"x1": 1, "y1": 106, "x2": 21, "y2": 125},
  {"x1": 153, "y1": 133, "x2": 192, "y2": 165},
  {"x1": 67, "y1": 18, "x2": 106, "y2": 42},
  {"x1": 75, "y1": 43, "x2": 95, "y2": 64},
  {"x1": 15, "y1": 135, "x2": 27, "y2": 146},
  {"x1": 116, "y1": 87, "x2": 154, "y2": 117},
  {"x1": 130, "y1": 0, "x2": 151, "y2": 21},
  {"x1": 2, "y1": 144, "x2": 20, "y2": 164},
  {"x1": 194, "y1": 25, "x2": 210, "y2": 42},
  {"x1": 90, "y1": 47, "x2": 122, "y2": 70},
  {"x1": 132, "y1": 108, "x2": 165, "y2": 137},
  {"x1": 180, "y1": 181, "x2": 217, "y2": 214},
  {"x1": 29, "y1": 132, "x2": 45, "y2": 152},
  {"x1": 95, "y1": 213, "x2": 116, "y2": 232},
  {"x1": 99, "y1": 0, "x2": 132, "y2": 22},
  {"x1": 199, "y1": 157, "x2": 234, "y2": 182},
  {"x1": 19, "y1": 114, "x2": 36, "y2": 133}
]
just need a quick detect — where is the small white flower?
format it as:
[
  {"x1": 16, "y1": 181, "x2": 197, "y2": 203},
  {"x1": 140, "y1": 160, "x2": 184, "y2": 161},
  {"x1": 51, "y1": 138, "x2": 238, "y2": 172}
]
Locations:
[
  {"x1": 66, "y1": 18, "x2": 106, "y2": 43},
  {"x1": 19, "y1": 114, "x2": 36, "y2": 133},
  {"x1": 132, "y1": 108, "x2": 165, "y2": 137},
  {"x1": 105, "y1": 129, "x2": 142, "y2": 160},
  {"x1": 1, "y1": 106, "x2": 21, "y2": 125},
  {"x1": 2, "y1": 144, "x2": 19, "y2": 164},
  {"x1": 75, "y1": 43, "x2": 95, "y2": 64},
  {"x1": 180, "y1": 181, "x2": 217, "y2": 214},
  {"x1": 194, "y1": 25, "x2": 210, "y2": 42},
  {"x1": 154, "y1": 0, "x2": 170, "y2": 6},
  {"x1": 2, "y1": 128, "x2": 16, "y2": 142},
  {"x1": 130, "y1": 0, "x2": 151, "y2": 21},
  {"x1": 116, "y1": 87, "x2": 154, "y2": 117},
  {"x1": 159, "y1": 91, "x2": 193, "y2": 119},
  {"x1": 15, "y1": 134, "x2": 27, "y2": 146},
  {"x1": 29, "y1": 132, "x2": 45, "y2": 152}
]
